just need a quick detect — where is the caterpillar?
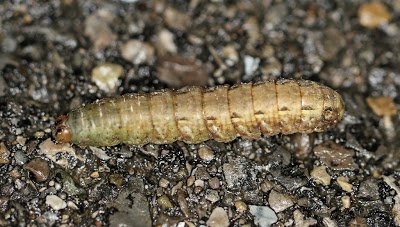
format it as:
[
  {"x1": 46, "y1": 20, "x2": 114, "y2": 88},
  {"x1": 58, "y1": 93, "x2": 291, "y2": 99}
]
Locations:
[{"x1": 54, "y1": 80, "x2": 345, "y2": 146}]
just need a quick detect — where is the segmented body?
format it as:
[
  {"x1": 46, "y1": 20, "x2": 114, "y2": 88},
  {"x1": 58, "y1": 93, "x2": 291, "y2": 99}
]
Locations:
[{"x1": 54, "y1": 80, "x2": 345, "y2": 146}]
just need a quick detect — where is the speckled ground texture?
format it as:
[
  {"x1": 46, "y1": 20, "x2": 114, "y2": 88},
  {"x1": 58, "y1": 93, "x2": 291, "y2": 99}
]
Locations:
[{"x1": 1, "y1": 0, "x2": 400, "y2": 226}]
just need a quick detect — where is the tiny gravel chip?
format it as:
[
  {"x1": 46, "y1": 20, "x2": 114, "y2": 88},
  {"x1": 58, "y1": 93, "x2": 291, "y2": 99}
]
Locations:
[{"x1": 46, "y1": 195, "x2": 67, "y2": 210}]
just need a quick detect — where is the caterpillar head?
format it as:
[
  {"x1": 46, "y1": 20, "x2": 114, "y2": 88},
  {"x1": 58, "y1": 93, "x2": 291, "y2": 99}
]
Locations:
[{"x1": 53, "y1": 115, "x2": 72, "y2": 143}]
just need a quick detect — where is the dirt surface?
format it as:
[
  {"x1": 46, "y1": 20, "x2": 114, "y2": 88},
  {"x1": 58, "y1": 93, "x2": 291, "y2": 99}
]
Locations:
[{"x1": 1, "y1": 1, "x2": 400, "y2": 226}]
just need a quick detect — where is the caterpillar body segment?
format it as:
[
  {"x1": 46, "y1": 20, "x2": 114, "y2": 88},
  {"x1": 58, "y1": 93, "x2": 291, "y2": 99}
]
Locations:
[
  {"x1": 203, "y1": 85, "x2": 237, "y2": 142},
  {"x1": 54, "y1": 80, "x2": 345, "y2": 146}
]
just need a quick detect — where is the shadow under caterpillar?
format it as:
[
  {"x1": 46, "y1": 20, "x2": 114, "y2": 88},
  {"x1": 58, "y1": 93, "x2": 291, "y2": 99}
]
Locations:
[{"x1": 54, "y1": 80, "x2": 345, "y2": 146}]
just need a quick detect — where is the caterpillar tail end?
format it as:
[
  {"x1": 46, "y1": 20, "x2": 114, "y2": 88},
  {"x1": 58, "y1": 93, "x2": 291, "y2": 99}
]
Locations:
[{"x1": 53, "y1": 115, "x2": 72, "y2": 143}]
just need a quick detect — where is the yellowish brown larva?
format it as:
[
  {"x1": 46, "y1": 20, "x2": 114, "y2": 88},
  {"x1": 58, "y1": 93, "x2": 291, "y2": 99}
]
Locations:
[{"x1": 53, "y1": 80, "x2": 345, "y2": 146}]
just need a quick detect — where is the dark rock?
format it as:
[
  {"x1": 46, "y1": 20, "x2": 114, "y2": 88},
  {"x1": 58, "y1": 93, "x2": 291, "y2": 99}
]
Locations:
[
  {"x1": 109, "y1": 177, "x2": 152, "y2": 227},
  {"x1": 314, "y1": 141, "x2": 358, "y2": 170},
  {"x1": 23, "y1": 158, "x2": 49, "y2": 182},
  {"x1": 358, "y1": 179, "x2": 380, "y2": 200},
  {"x1": 223, "y1": 157, "x2": 257, "y2": 190}
]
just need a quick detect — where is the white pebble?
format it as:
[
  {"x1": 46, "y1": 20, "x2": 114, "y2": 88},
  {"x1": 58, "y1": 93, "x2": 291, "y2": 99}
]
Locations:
[
  {"x1": 194, "y1": 179, "x2": 204, "y2": 188},
  {"x1": 91, "y1": 63, "x2": 123, "y2": 93},
  {"x1": 311, "y1": 166, "x2": 331, "y2": 186},
  {"x1": 207, "y1": 207, "x2": 229, "y2": 227},
  {"x1": 249, "y1": 205, "x2": 278, "y2": 227},
  {"x1": 198, "y1": 146, "x2": 215, "y2": 161},
  {"x1": 46, "y1": 195, "x2": 67, "y2": 210},
  {"x1": 120, "y1": 40, "x2": 155, "y2": 65}
]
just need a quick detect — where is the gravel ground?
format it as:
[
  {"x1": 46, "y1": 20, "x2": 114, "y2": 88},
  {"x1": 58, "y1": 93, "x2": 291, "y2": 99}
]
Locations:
[{"x1": 1, "y1": 0, "x2": 400, "y2": 226}]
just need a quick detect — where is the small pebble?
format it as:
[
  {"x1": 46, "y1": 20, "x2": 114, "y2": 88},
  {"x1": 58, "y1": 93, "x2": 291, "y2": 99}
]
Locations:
[
  {"x1": 206, "y1": 207, "x2": 229, "y2": 227},
  {"x1": 310, "y1": 166, "x2": 331, "y2": 186},
  {"x1": 268, "y1": 190, "x2": 294, "y2": 213},
  {"x1": 171, "y1": 181, "x2": 183, "y2": 195},
  {"x1": 39, "y1": 139, "x2": 78, "y2": 168},
  {"x1": 15, "y1": 179, "x2": 25, "y2": 190},
  {"x1": 9, "y1": 168, "x2": 21, "y2": 178},
  {"x1": 187, "y1": 176, "x2": 195, "y2": 187},
  {"x1": 67, "y1": 201, "x2": 78, "y2": 210},
  {"x1": 177, "y1": 191, "x2": 191, "y2": 217},
  {"x1": 358, "y1": 179, "x2": 380, "y2": 200},
  {"x1": 16, "y1": 136, "x2": 26, "y2": 145},
  {"x1": 367, "y1": 96, "x2": 397, "y2": 138},
  {"x1": 243, "y1": 16, "x2": 261, "y2": 48},
  {"x1": 341, "y1": 196, "x2": 351, "y2": 209},
  {"x1": 337, "y1": 176, "x2": 353, "y2": 192},
  {"x1": 90, "y1": 147, "x2": 111, "y2": 161},
  {"x1": 55, "y1": 183, "x2": 62, "y2": 191},
  {"x1": 314, "y1": 141, "x2": 358, "y2": 170},
  {"x1": 163, "y1": 7, "x2": 190, "y2": 31},
  {"x1": 293, "y1": 209, "x2": 318, "y2": 227},
  {"x1": 109, "y1": 174, "x2": 124, "y2": 187},
  {"x1": 1, "y1": 36, "x2": 17, "y2": 53},
  {"x1": 319, "y1": 27, "x2": 346, "y2": 61},
  {"x1": 358, "y1": 2, "x2": 391, "y2": 28},
  {"x1": 198, "y1": 146, "x2": 215, "y2": 161},
  {"x1": 205, "y1": 190, "x2": 220, "y2": 203},
  {"x1": 23, "y1": 158, "x2": 50, "y2": 182},
  {"x1": 195, "y1": 167, "x2": 210, "y2": 180},
  {"x1": 366, "y1": 96, "x2": 397, "y2": 117},
  {"x1": 91, "y1": 63, "x2": 124, "y2": 93},
  {"x1": 0, "y1": 142, "x2": 10, "y2": 164},
  {"x1": 194, "y1": 186, "x2": 203, "y2": 194},
  {"x1": 222, "y1": 45, "x2": 239, "y2": 66},
  {"x1": 84, "y1": 11, "x2": 117, "y2": 50},
  {"x1": 292, "y1": 133, "x2": 313, "y2": 160},
  {"x1": 260, "y1": 180, "x2": 273, "y2": 193},
  {"x1": 14, "y1": 150, "x2": 28, "y2": 165},
  {"x1": 61, "y1": 214, "x2": 69, "y2": 223},
  {"x1": 261, "y1": 57, "x2": 282, "y2": 79},
  {"x1": 34, "y1": 131, "x2": 45, "y2": 138},
  {"x1": 157, "y1": 194, "x2": 173, "y2": 210},
  {"x1": 46, "y1": 195, "x2": 67, "y2": 210},
  {"x1": 223, "y1": 158, "x2": 249, "y2": 190},
  {"x1": 322, "y1": 217, "x2": 337, "y2": 227},
  {"x1": 234, "y1": 201, "x2": 248, "y2": 213},
  {"x1": 194, "y1": 179, "x2": 204, "y2": 188},
  {"x1": 120, "y1": 40, "x2": 155, "y2": 65},
  {"x1": 159, "y1": 178, "x2": 170, "y2": 188},
  {"x1": 155, "y1": 29, "x2": 177, "y2": 56},
  {"x1": 243, "y1": 55, "x2": 260, "y2": 77},
  {"x1": 248, "y1": 205, "x2": 278, "y2": 227},
  {"x1": 90, "y1": 171, "x2": 99, "y2": 178},
  {"x1": 208, "y1": 177, "x2": 220, "y2": 189}
]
